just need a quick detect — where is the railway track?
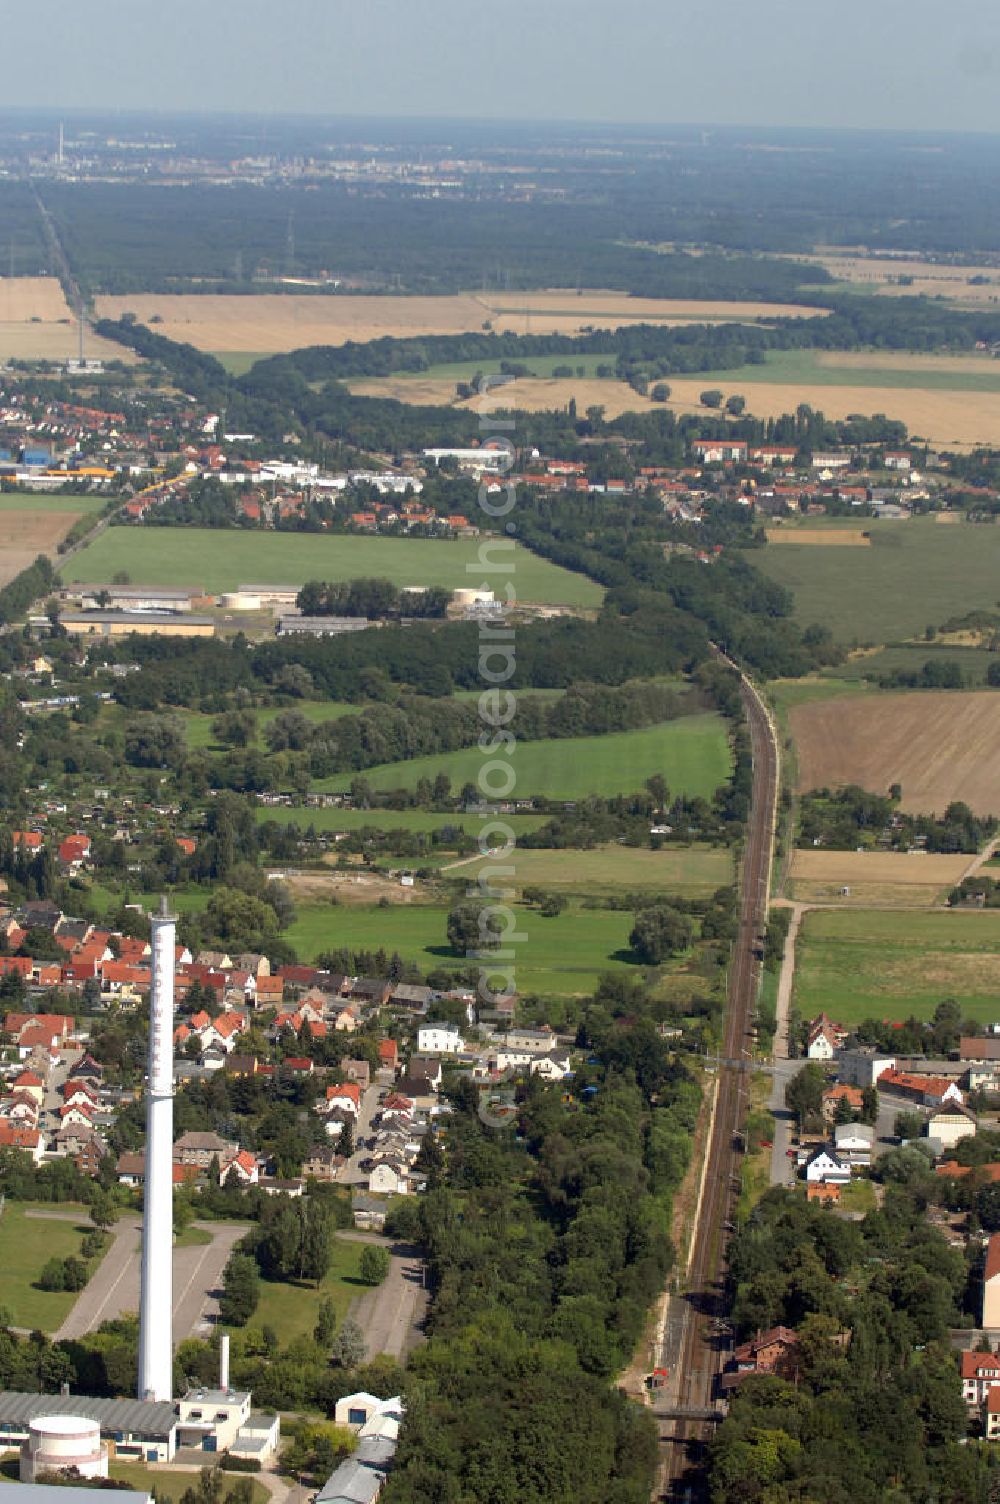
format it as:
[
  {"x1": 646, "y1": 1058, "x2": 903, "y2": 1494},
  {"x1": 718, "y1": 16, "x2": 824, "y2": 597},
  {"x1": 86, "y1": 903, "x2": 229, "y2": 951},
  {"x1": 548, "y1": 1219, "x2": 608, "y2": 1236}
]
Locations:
[{"x1": 659, "y1": 661, "x2": 780, "y2": 1499}]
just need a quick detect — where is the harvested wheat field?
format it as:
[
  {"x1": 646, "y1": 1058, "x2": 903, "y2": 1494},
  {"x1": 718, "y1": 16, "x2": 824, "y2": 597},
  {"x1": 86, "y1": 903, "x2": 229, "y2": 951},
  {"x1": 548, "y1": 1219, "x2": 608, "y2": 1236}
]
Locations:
[
  {"x1": 351, "y1": 368, "x2": 1000, "y2": 448},
  {"x1": 788, "y1": 848, "x2": 971, "y2": 907},
  {"x1": 0, "y1": 507, "x2": 88, "y2": 587},
  {"x1": 765, "y1": 528, "x2": 871, "y2": 547},
  {"x1": 803, "y1": 252, "x2": 1000, "y2": 305},
  {"x1": 791, "y1": 691, "x2": 1000, "y2": 816},
  {"x1": 0, "y1": 277, "x2": 132, "y2": 364},
  {"x1": 93, "y1": 288, "x2": 825, "y2": 356}
]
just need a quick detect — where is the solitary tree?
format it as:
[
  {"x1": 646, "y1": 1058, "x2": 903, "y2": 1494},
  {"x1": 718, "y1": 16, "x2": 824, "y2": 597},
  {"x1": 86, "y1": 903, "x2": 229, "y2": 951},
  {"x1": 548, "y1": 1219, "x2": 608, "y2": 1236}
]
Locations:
[{"x1": 359, "y1": 1246, "x2": 391, "y2": 1287}]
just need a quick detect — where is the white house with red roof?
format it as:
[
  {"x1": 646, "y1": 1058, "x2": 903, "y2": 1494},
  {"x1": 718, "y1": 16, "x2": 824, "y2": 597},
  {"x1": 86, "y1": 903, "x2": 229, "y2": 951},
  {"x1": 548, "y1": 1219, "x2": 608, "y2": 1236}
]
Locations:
[
  {"x1": 57, "y1": 834, "x2": 91, "y2": 871},
  {"x1": 0, "y1": 1122, "x2": 44, "y2": 1160},
  {"x1": 961, "y1": 1350, "x2": 1000, "y2": 1408},
  {"x1": 11, "y1": 1070, "x2": 45, "y2": 1107},
  {"x1": 219, "y1": 1149, "x2": 259, "y2": 1186},
  {"x1": 324, "y1": 1082, "x2": 362, "y2": 1117}
]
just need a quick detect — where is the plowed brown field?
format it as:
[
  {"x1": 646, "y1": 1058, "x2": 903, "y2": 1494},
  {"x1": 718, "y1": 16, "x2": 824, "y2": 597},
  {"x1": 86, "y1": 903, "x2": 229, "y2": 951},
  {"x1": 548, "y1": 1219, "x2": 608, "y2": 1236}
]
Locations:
[
  {"x1": 791, "y1": 690, "x2": 1000, "y2": 816},
  {"x1": 765, "y1": 529, "x2": 871, "y2": 547},
  {"x1": 0, "y1": 508, "x2": 87, "y2": 587}
]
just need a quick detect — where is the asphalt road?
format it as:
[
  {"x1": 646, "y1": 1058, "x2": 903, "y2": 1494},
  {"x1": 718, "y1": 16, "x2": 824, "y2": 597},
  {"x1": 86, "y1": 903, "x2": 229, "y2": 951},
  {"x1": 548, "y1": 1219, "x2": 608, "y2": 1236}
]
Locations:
[
  {"x1": 55, "y1": 1218, "x2": 247, "y2": 1343},
  {"x1": 343, "y1": 1235, "x2": 428, "y2": 1361},
  {"x1": 657, "y1": 660, "x2": 780, "y2": 1496}
]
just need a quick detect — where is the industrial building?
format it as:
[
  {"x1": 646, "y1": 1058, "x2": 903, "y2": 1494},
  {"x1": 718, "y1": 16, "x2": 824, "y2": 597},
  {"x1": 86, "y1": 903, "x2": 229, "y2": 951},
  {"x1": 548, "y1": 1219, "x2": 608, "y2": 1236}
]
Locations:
[
  {"x1": 275, "y1": 616, "x2": 371, "y2": 636},
  {"x1": 59, "y1": 612, "x2": 216, "y2": 640},
  {"x1": 0, "y1": 1487, "x2": 148, "y2": 1504},
  {"x1": 0, "y1": 1393, "x2": 177, "y2": 1463},
  {"x1": 66, "y1": 586, "x2": 202, "y2": 614}
]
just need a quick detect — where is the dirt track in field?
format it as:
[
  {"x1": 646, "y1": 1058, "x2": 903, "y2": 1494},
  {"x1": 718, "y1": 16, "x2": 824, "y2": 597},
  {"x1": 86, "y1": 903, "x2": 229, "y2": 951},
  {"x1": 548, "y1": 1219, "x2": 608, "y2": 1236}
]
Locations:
[
  {"x1": 765, "y1": 528, "x2": 871, "y2": 547},
  {"x1": 0, "y1": 509, "x2": 87, "y2": 587},
  {"x1": 791, "y1": 690, "x2": 1000, "y2": 816}
]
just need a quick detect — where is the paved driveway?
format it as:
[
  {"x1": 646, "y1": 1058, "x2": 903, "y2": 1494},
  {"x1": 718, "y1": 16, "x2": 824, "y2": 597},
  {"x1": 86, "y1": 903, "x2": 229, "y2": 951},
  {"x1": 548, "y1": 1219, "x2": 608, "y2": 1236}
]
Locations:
[{"x1": 55, "y1": 1218, "x2": 248, "y2": 1343}]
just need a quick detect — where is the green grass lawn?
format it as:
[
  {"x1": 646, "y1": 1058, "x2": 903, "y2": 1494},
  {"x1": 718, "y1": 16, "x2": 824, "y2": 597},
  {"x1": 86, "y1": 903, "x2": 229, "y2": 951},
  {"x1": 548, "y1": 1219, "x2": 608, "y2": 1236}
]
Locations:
[
  {"x1": 109, "y1": 1462, "x2": 267, "y2": 1504},
  {"x1": 285, "y1": 897, "x2": 644, "y2": 993},
  {"x1": 792, "y1": 907, "x2": 1000, "y2": 1025},
  {"x1": 682, "y1": 346, "x2": 1000, "y2": 393},
  {"x1": 455, "y1": 843, "x2": 733, "y2": 895},
  {"x1": 0, "y1": 492, "x2": 108, "y2": 512},
  {"x1": 313, "y1": 713, "x2": 731, "y2": 800},
  {"x1": 0, "y1": 1203, "x2": 92, "y2": 1331},
  {"x1": 212, "y1": 351, "x2": 274, "y2": 376},
  {"x1": 756, "y1": 516, "x2": 1000, "y2": 644},
  {"x1": 243, "y1": 1234, "x2": 366, "y2": 1343},
  {"x1": 255, "y1": 805, "x2": 551, "y2": 836},
  {"x1": 63, "y1": 529, "x2": 603, "y2": 607}
]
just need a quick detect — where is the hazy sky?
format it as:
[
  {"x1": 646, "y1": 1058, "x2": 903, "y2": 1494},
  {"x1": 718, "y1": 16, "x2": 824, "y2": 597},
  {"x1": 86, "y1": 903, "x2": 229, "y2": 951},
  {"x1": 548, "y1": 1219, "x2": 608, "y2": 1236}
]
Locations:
[{"x1": 5, "y1": 0, "x2": 1000, "y2": 133}]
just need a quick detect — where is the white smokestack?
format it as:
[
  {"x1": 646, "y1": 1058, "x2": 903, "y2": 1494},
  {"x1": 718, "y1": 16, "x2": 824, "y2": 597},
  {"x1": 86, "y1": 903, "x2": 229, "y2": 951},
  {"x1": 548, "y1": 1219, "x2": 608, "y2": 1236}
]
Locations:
[
  {"x1": 219, "y1": 1333, "x2": 230, "y2": 1391},
  {"x1": 137, "y1": 897, "x2": 175, "y2": 1402}
]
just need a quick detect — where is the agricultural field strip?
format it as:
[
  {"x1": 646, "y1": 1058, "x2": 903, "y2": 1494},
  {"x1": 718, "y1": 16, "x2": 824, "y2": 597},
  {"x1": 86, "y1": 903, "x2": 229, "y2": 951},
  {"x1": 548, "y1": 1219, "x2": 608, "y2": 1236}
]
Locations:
[
  {"x1": 92, "y1": 289, "x2": 826, "y2": 354},
  {"x1": 756, "y1": 518, "x2": 1000, "y2": 645},
  {"x1": 792, "y1": 906, "x2": 1000, "y2": 1024},
  {"x1": 789, "y1": 690, "x2": 1000, "y2": 817}
]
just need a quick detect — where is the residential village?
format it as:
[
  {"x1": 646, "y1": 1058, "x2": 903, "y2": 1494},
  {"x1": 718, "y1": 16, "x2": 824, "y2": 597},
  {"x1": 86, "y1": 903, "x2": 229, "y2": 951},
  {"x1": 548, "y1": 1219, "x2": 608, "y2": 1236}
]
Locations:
[
  {"x1": 718, "y1": 1007, "x2": 1000, "y2": 1434},
  {"x1": 0, "y1": 894, "x2": 574, "y2": 1221}
]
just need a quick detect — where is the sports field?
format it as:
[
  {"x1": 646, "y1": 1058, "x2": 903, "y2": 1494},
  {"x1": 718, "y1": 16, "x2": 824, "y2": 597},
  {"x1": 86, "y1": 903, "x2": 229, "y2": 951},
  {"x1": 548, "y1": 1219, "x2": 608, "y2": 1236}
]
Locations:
[
  {"x1": 790, "y1": 690, "x2": 1000, "y2": 816},
  {"x1": 284, "y1": 897, "x2": 641, "y2": 993},
  {"x1": 756, "y1": 516, "x2": 1000, "y2": 644},
  {"x1": 313, "y1": 713, "x2": 732, "y2": 801},
  {"x1": 0, "y1": 1203, "x2": 92, "y2": 1331},
  {"x1": 792, "y1": 907, "x2": 1000, "y2": 1024},
  {"x1": 63, "y1": 529, "x2": 602, "y2": 606}
]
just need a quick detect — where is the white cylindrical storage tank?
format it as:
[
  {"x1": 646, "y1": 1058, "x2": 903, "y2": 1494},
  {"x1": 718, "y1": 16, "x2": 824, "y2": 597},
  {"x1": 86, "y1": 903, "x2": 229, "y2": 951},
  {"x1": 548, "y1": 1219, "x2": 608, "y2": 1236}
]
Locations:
[
  {"x1": 21, "y1": 1416, "x2": 108, "y2": 1482},
  {"x1": 219, "y1": 592, "x2": 261, "y2": 610},
  {"x1": 452, "y1": 588, "x2": 479, "y2": 607}
]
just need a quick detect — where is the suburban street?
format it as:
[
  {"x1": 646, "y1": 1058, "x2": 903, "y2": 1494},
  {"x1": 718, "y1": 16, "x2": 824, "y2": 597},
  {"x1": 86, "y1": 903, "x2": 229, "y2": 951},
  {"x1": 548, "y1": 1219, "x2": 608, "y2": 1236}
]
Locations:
[{"x1": 337, "y1": 1076, "x2": 389, "y2": 1185}]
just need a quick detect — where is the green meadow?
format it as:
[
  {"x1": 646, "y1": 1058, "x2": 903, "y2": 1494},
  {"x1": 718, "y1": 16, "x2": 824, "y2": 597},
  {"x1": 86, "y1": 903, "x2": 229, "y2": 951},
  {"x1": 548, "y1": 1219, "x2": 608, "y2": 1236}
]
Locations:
[
  {"x1": 63, "y1": 529, "x2": 603, "y2": 607},
  {"x1": 313, "y1": 713, "x2": 732, "y2": 801},
  {"x1": 756, "y1": 516, "x2": 1000, "y2": 643},
  {"x1": 792, "y1": 907, "x2": 1000, "y2": 1025}
]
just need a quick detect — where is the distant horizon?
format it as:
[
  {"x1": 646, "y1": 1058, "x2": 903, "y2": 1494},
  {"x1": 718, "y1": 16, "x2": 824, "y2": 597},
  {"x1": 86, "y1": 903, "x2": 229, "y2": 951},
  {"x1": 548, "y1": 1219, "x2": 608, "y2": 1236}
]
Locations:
[
  {"x1": 2, "y1": 0, "x2": 998, "y2": 134},
  {"x1": 3, "y1": 107, "x2": 1000, "y2": 147}
]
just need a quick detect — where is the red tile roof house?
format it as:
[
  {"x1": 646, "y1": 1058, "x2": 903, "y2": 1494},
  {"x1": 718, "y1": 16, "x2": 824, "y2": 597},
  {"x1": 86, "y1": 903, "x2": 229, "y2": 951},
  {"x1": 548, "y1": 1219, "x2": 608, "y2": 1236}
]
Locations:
[
  {"x1": 0, "y1": 1122, "x2": 43, "y2": 1160},
  {"x1": 219, "y1": 1149, "x2": 260, "y2": 1186},
  {"x1": 57, "y1": 834, "x2": 91, "y2": 871},
  {"x1": 731, "y1": 1326, "x2": 799, "y2": 1381},
  {"x1": 324, "y1": 1082, "x2": 362, "y2": 1117},
  {"x1": 961, "y1": 1351, "x2": 1000, "y2": 1409},
  {"x1": 4, "y1": 1012, "x2": 74, "y2": 1040},
  {"x1": 378, "y1": 1039, "x2": 399, "y2": 1072}
]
